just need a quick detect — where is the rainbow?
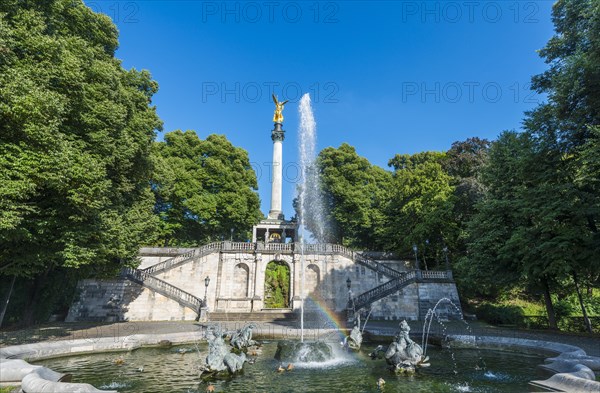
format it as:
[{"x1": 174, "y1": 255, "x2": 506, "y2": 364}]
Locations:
[{"x1": 301, "y1": 295, "x2": 349, "y2": 343}]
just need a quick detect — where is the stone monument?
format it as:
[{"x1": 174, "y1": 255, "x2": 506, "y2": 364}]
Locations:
[{"x1": 251, "y1": 95, "x2": 298, "y2": 244}]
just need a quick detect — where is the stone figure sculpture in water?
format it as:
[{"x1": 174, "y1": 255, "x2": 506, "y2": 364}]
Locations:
[
  {"x1": 201, "y1": 325, "x2": 247, "y2": 378},
  {"x1": 230, "y1": 323, "x2": 258, "y2": 350},
  {"x1": 343, "y1": 314, "x2": 363, "y2": 350},
  {"x1": 369, "y1": 320, "x2": 430, "y2": 374}
]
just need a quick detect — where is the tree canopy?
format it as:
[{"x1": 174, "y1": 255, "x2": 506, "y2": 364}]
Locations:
[
  {"x1": 151, "y1": 130, "x2": 262, "y2": 246},
  {"x1": 0, "y1": 1, "x2": 263, "y2": 326},
  {"x1": 0, "y1": 0, "x2": 161, "y2": 278},
  {"x1": 457, "y1": 0, "x2": 600, "y2": 331},
  {"x1": 296, "y1": 143, "x2": 392, "y2": 249}
]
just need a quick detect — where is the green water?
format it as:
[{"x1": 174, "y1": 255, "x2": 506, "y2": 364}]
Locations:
[{"x1": 35, "y1": 342, "x2": 544, "y2": 393}]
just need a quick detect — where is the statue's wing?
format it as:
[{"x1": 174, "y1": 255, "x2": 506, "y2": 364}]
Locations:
[
  {"x1": 272, "y1": 94, "x2": 278, "y2": 104},
  {"x1": 281, "y1": 99, "x2": 289, "y2": 105}
]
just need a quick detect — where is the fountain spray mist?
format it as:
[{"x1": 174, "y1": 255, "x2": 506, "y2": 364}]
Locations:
[
  {"x1": 297, "y1": 94, "x2": 326, "y2": 241},
  {"x1": 297, "y1": 93, "x2": 325, "y2": 342}
]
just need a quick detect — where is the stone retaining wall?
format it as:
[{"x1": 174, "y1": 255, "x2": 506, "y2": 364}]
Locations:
[{"x1": 67, "y1": 247, "x2": 464, "y2": 323}]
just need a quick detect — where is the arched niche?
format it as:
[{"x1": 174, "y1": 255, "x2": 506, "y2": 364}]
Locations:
[
  {"x1": 305, "y1": 264, "x2": 320, "y2": 295},
  {"x1": 232, "y1": 263, "x2": 250, "y2": 298},
  {"x1": 264, "y1": 260, "x2": 291, "y2": 308}
]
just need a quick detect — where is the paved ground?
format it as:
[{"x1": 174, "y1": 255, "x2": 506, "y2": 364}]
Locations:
[{"x1": 1, "y1": 319, "x2": 598, "y2": 356}]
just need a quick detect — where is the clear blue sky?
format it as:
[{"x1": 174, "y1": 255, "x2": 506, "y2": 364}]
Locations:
[{"x1": 86, "y1": 0, "x2": 555, "y2": 217}]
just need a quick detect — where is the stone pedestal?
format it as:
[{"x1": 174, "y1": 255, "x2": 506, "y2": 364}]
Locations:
[{"x1": 198, "y1": 307, "x2": 209, "y2": 323}]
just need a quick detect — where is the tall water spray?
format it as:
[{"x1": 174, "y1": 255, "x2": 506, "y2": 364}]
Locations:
[{"x1": 297, "y1": 93, "x2": 325, "y2": 341}]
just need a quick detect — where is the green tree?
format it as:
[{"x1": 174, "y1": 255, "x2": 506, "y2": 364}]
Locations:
[
  {"x1": 0, "y1": 0, "x2": 161, "y2": 324},
  {"x1": 461, "y1": 132, "x2": 562, "y2": 327},
  {"x1": 385, "y1": 152, "x2": 457, "y2": 264},
  {"x1": 298, "y1": 143, "x2": 392, "y2": 249},
  {"x1": 444, "y1": 138, "x2": 490, "y2": 229},
  {"x1": 528, "y1": 0, "x2": 600, "y2": 151},
  {"x1": 151, "y1": 130, "x2": 262, "y2": 246},
  {"x1": 458, "y1": 133, "x2": 527, "y2": 295},
  {"x1": 462, "y1": 129, "x2": 599, "y2": 330},
  {"x1": 460, "y1": 0, "x2": 600, "y2": 333},
  {"x1": 444, "y1": 138, "x2": 490, "y2": 270},
  {"x1": 576, "y1": 126, "x2": 600, "y2": 293},
  {"x1": 444, "y1": 138, "x2": 491, "y2": 180},
  {"x1": 522, "y1": 0, "x2": 600, "y2": 331}
]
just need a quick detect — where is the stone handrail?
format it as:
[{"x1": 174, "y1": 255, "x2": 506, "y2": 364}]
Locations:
[
  {"x1": 142, "y1": 242, "x2": 223, "y2": 275},
  {"x1": 264, "y1": 242, "x2": 292, "y2": 251},
  {"x1": 123, "y1": 268, "x2": 203, "y2": 312},
  {"x1": 229, "y1": 242, "x2": 255, "y2": 251},
  {"x1": 291, "y1": 243, "x2": 404, "y2": 279},
  {"x1": 306, "y1": 243, "x2": 404, "y2": 279},
  {"x1": 352, "y1": 270, "x2": 453, "y2": 311},
  {"x1": 352, "y1": 252, "x2": 404, "y2": 278},
  {"x1": 353, "y1": 271, "x2": 417, "y2": 310},
  {"x1": 421, "y1": 270, "x2": 452, "y2": 280},
  {"x1": 141, "y1": 241, "x2": 404, "y2": 280}
]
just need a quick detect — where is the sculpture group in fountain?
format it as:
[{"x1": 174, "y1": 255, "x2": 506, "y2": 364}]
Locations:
[
  {"x1": 201, "y1": 325, "x2": 248, "y2": 377},
  {"x1": 230, "y1": 323, "x2": 258, "y2": 350},
  {"x1": 370, "y1": 320, "x2": 430, "y2": 374}
]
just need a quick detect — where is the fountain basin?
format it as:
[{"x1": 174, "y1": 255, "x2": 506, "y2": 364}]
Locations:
[
  {"x1": 30, "y1": 342, "x2": 548, "y2": 392},
  {"x1": 3, "y1": 327, "x2": 599, "y2": 392}
]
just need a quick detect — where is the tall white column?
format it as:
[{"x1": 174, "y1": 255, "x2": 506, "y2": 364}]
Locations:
[{"x1": 268, "y1": 123, "x2": 284, "y2": 220}]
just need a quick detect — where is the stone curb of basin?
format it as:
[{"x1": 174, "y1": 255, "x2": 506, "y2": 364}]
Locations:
[
  {"x1": 0, "y1": 331, "x2": 206, "y2": 393},
  {"x1": 445, "y1": 334, "x2": 600, "y2": 393},
  {"x1": 0, "y1": 328, "x2": 340, "y2": 393},
  {"x1": 2, "y1": 328, "x2": 599, "y2": 393}
]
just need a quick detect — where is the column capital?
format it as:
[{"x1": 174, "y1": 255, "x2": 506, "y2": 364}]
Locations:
[{"x1": 271, "y1": 123, "x2": 285, "y2": 142}]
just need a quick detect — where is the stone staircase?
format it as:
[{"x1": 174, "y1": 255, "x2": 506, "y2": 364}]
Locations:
[
  {"x1": 122, "y1": 267, "x2": 203, "y2": 312},
  {"x1": 350, "y1": 251, "x2": 404, "y2": 278},
  {"x1": 141, "y1": 242, "x2": 223, "y2": 275},
  {"x1": 121, "y1": 242, "x2": 408, "y2": 318},
  {"x1": 351, "y1": 270, "x2": 454, "y2": 311}
]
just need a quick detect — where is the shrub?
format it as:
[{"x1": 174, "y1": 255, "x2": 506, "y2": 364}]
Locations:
[{"x1": 475, "y1": 303, "x2": 524, "y2": 325}]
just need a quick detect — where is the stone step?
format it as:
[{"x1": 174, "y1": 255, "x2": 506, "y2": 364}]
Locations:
[{"x1": 208, "y1": 312, "x2": 298, "y2": 322}]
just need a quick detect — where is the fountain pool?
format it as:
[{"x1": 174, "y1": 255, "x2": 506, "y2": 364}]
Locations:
[{"x1": 34, "y1": 342, "x2": 545, "y2": 393}]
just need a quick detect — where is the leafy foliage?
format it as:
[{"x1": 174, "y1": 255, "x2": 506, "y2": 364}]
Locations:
[
  {"x1": 297, "y1": 143, "x2": 392, "y2": 249},
  {"x1": 151, "y1": 130, "x2": 262, "y2": 246},
  {"x1": 264, "y1": 261, "x2": 290, "y2": 308},
  {"x1": 457, "y1": 0, "x2": 600, "y2": 331},
  {"x1": 0, "y1": 0, "x2": 161, "y2": 278},
  {"x1": 385, "y1": 152, "x2": 457, "y2": 260},
  {"x1": 300, "y1": 143, "x2": 472, "y2": 267},
  {"x1": 475, "y1": 303, "x2": 525, "y2": 326}
]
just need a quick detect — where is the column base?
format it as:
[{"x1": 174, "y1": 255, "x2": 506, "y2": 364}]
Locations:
[
  {"x1": 267, "y1": 210, "x2": 284, "y2": 220},
  {"x1": 251, "y1": 296, "x2": 263, "y2": 312}
]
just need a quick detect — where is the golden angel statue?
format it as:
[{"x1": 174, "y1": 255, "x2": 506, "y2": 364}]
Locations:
[{"x1": 272, "y1": 94, "x2": 289, "y2": 124}]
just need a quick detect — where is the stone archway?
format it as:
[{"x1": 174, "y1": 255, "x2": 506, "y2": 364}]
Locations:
[{"x1": 264, "y1": 260, "x2": 290, "y2": 308}]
